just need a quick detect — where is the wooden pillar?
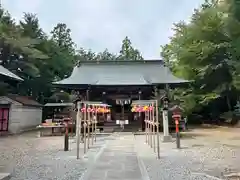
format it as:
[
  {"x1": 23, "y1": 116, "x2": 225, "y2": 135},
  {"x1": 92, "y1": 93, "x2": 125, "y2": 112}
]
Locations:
[
  {"x1": 83, "y1": 103, "x2": 87, "y2": 154},
  {"x1": 76, "y1": 101, "x2": 81, "y2": 159},
  {"x1": 156, "y1": 100, "x2": 160, "y2": 159},
  {"x1": 151, "y1": 103, "x2": 155, "y2": 152},
  {"x1": 138, "y1": 91, "x2": 142, "y2": 129}
]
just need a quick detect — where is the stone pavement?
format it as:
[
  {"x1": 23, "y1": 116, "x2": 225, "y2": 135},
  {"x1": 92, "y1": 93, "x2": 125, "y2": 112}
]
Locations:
[
  {"x1": 80, "y1": 133, "x2": 228, "y2": 180},
  {"x1": 80, "y1": 133, "x2": 148, "y2": 180}
]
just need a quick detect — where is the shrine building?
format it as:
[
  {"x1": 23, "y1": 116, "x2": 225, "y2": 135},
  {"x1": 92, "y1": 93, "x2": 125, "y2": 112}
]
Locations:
[{"x1": 53, "y1": 60, "x2": 187, "y2": 131}]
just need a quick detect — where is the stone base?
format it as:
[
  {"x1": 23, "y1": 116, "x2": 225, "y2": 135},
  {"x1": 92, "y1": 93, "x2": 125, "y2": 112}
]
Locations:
[
  {"x1": 162, "y1": 135, "x2": 172, "y2": 142},
  {"x1": 0, "y1": 173, "x2": 10, "y2": 180}
]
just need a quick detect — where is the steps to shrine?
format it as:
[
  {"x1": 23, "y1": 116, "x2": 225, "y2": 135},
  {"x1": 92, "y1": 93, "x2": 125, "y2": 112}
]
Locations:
[
  {"x1": 102, "y1": 119, "x2": 143, "y2": 133},
  {"x1": 103, "y1": 121, "x2": 118, "y2": 133}
]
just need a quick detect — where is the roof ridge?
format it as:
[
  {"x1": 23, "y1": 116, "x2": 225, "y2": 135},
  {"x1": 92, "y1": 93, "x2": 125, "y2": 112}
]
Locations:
[{"x1": 78, "y1": 59, "x2": 164, "y2": 65}]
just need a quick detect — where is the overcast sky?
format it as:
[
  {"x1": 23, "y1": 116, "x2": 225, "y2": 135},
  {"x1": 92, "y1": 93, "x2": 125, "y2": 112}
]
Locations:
[{"x1": 2, "y1": 0, "x2": 204, "y2": 59}]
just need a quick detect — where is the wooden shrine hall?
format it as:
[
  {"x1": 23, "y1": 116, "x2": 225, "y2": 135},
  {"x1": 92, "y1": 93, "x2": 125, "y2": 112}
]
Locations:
[{"x1": 53, "y1": 60, "x2": 187, "y2": 131}]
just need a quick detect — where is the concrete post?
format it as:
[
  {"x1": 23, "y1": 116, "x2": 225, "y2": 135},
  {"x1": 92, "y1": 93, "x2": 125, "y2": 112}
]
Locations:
[{"x1": 162, "y1": 110, "x2": 172, "y2": 142}]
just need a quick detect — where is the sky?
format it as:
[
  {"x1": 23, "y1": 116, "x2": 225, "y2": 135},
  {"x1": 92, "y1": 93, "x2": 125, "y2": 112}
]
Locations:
[{"x1": 1, "y1": 0, "x2": 204, "y2": 59}]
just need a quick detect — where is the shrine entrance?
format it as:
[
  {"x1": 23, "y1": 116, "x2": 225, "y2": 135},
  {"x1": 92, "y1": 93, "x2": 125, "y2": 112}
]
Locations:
[{"x1": 114, "y1": 98, "x2": 132, "y2": 121}]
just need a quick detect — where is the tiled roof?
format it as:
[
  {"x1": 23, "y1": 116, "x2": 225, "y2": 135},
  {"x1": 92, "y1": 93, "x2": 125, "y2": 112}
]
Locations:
[
  {"x1": 7, "y1": 94, "x2": 42, "y2": 107},
  {"x1": 54, "y1": 60, "x2": 188, "y2": 86},
  {"x1": 0, "y1": 65, "x2": 23, "y2": 81}
]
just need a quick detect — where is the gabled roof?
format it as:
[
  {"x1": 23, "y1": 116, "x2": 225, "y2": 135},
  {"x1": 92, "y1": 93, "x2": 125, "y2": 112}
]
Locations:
[
  {"x1": 44, "y1": 103, "x2": 74, "y2": 107},
  {"x1": 54, "y1": 60, "x2": 188, "y2": 86},
  {"x1": 7, "y1": 94, "x2": 42, "y2": 107},
  {"x1": 0, "y1": 65, "x2": 23, "y2": 81}
]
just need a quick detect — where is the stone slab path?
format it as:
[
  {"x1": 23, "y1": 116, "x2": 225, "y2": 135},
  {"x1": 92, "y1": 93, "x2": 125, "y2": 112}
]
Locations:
[{"x1": 80, "y1": 133, "x2": 148, "y2": 180}]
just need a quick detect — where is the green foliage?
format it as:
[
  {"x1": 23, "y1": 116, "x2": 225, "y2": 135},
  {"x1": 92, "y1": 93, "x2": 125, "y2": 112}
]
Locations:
[
  {"x1": 0, "y1": 5, "x2": 144, "y2": 104},
  {"x1": 118, "y1": 36, "x2": 143, "y2": 61},
  {"x1": 0, "y1": 7, "x2": 76, "y2": 103},
  {"x1": 234, "y1": 101, "x2": 240, "y2": 116},
  {"x1": 76, "y1": 36, "x2": 143, "y2": 64},
  {"x1": 161, "y1": 0, "x2": 240, "y2": 117}
]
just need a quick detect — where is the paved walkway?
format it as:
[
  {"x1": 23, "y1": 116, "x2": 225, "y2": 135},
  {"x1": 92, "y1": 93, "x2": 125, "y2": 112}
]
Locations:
[{"x1": 80, "y1": 133, "x2": 148, "y2": 180}]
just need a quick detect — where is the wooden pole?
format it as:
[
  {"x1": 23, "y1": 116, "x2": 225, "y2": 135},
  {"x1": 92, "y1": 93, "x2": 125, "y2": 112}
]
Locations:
[
  {"x1": 147, "y1": 109, "x2": 150, "y2": 145},
  {"x1": 156, "y1": 100, "x2": 160, "y2": 159},
  {"x1": 92, "y1": 105, "x2": 95, "y2": 145},
  {"x1": 152, "y1": 103, "x2": 156, "y2": 152},
  {"x1": 95, "y1": 106, "x2": 98, "y2": 142},
  {"x1": 87, "y1": 105, "x2": 90, "y2": 149},
  {"x1": 76, "y1": 101, "x2": 81, "y2": 159},
  {"x1": 149, "y1": 104, "x2": 152, "y2": 148},
  {"x1": 83, "y1": 104, "x2": 87, "y2": 154},
  {"x1": 145, "y1": 111, "x2": 147, "y2": 143}
]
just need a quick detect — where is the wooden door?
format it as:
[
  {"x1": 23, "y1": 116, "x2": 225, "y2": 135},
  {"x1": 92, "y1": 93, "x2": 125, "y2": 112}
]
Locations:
[{"x1": 0, "y1": 108, "x2": 9, "y2": 131}]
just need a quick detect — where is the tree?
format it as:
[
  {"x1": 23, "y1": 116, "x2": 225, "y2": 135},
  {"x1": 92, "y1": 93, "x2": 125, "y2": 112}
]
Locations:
[
  {"x1": 118, "y1": 36, "x2": 143, "y2": 61},
  {"x1": 75, "y1": 36, "x2": 143, "y2": 64},
  {"x1": 223, "y1": 0, "x2": 240, "y2": 90},
  {"x1": 0, "y1": 7, "x2": 49, "y2": 98},
  {"x1": 96, "y1": 49, "x2": 117, "y2": 61},
  {"x1": 76, "y1": 48, "x2": 97, "y2": 62},
  {"x1": 76, "y1": 48, "x2": 118, "y2": 65},
  {"x1": 0, "y1": 7, "x2": 77, "y2": 103},
  {"x1": 0, "y1": 4, "x2": 145, "y2": 104},
  {"x1": 161, "y1": 0, "x2": 240, "y2": 117},
  {"x1": 51, "y1": 23, "x2": 75, "y2": 54}
]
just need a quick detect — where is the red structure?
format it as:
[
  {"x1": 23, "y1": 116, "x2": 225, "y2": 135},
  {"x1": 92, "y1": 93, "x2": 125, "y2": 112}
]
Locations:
[{"x1": 171, "y1": 106, "x2": 182, "y2": 148}]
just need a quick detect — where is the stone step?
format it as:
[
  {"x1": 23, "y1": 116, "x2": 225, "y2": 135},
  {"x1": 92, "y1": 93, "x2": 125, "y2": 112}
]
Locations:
[{"x1": 103, "y1": 127, "x2": 115, "y2": 133}]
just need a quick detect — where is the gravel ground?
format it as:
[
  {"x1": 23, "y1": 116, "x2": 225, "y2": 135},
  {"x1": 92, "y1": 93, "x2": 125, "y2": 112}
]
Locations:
[
  {"x1": 134, "y1": 128, "x2": 240, "y2": 180},
  {"x1": 0, "y1": 132, "x2": 111, "y2": 180},
  {"x1": 1, "y1": 128, "x2": 239, "y2": 180}
]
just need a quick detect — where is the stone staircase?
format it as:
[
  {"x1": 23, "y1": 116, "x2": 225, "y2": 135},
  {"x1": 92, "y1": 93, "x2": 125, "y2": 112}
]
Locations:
[
  {"x1": 123, "y1": 119, "x2": 142, "y2": 132},
  {"x1": 103, "y1": 121, "x2": 118, "y2": 133},
  {"x1": 102, "y1": 112, "x2": 143, "y2": 133}
]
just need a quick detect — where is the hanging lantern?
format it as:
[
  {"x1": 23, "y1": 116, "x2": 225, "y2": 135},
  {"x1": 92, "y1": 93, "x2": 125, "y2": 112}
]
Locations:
[
  {"x1": 81, "y1": 107, "x2": 86, "y2": 112},
  {"x1": 136, "y1": 106, "x2": 142, "y2": 112},
  {"x1": 103, "y1": 108, "x2": 106, "y2": 113},
  {"x1": 136, "y1": 107, "x2": 140, "y2": 112},
  {"x1": 143, "y1": 106, "x2": 148, "y2": 112},
  {"x1": 149, "y1": 106, "x2": 153, "y2": 111},
  {"x1": 131, "y1": 106, "x2": 137, "y2": 112},
  {"x1": 87, "y1": 107, "x2": 92, "y2": 112}
]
